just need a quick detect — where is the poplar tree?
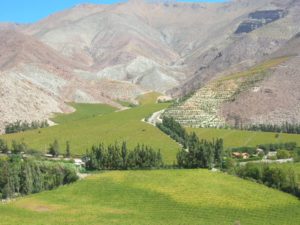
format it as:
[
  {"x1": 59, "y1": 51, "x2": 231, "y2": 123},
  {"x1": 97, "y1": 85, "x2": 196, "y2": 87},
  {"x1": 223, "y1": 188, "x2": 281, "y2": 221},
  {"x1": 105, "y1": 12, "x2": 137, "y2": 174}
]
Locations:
[
  {"x1": 49, "y1": 140, "x2": 60, "y2": 157},
  {"x1": 66, "y1": 141, "x2": 71, "y2": 158}
]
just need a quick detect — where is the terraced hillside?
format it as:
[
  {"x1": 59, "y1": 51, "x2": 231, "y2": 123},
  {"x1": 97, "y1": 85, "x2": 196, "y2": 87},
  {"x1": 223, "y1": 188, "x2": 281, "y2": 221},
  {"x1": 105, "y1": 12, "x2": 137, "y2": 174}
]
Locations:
[
  {"x1": 165, "y1": 57, "x2": 289, "y2": 128},
  {"x1": 1, "y1": 170, "x2": 300, "y2": 225}
]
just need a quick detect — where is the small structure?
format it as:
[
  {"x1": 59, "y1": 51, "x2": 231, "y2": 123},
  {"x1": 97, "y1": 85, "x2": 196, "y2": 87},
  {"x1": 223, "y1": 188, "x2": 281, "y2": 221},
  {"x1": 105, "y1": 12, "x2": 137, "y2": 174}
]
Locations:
[
  {"x1": 267, "y1": 151, "x2": 277, "y2": 157},
  {"x1": 232, "y1": 152, "x2": 250, "y2": 159},
  {"x1": 44, "y1": 153, "x2": 53, "y2": 158},
  {"x1": 256, "y1": 148, "x2": 264, "y2": 154},
  {"x1": 157, "y1": 95, "x2": 172, "y2": 103},
  {"x1": 74, "y1": 158, "x2": 85, "y2": 167}
]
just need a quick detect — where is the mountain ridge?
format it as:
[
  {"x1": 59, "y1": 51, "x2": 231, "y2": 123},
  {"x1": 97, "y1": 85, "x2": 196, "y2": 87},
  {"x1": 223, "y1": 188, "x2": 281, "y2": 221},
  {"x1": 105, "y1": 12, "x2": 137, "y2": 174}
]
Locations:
[{"x1": 0, "y1": 0, "x2": 300, "y2": 132}]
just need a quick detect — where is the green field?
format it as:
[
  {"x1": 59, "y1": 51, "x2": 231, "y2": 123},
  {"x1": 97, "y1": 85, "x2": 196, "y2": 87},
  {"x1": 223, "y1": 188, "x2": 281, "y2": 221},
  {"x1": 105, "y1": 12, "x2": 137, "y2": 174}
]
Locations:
[
  {"x1": 188, "y1": 127, "x2": 300, "y2": 149},
  {"x1": 137, "y1": 92, "x2": 161, "y2": 105},
  {"x1": 2, "y1": 90, "x2": 300, "y2": 164},
  {"x1": 1, "y1": 169, "x2": 299, "y2": 225},
  {"x1": 1, "y1": 94, "x2": 179, "y2": 164},
  {"x1": 51, "y1": 103, "x2": 117, "y2": 124}
]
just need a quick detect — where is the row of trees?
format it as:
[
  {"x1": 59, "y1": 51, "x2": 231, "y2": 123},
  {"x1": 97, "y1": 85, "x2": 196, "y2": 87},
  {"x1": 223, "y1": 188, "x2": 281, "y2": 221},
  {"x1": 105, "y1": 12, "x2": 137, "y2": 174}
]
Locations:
[
  {"x1": 239, "y1": 123, "x2": 300, "y2": 134},
  {"x1": 0, "y1": 138, "x2": 72, "y2": 158},
  {"x1": 234, "y1": 163, "x2": 300, "y2": 198},
  {"x1": 0, "y1": 156, "x2": 78, "y2": 199},
  {"x1": 177, "y1": 134, "x2": 224, "y2": 169},
  {"x1": 156, "y1": 117, "x2": 189, "y2": 147},
  {"x1": 48, "y1": 140, "x2": 71, "y2": 158},
  {"x1": 5, "y1": 120, "x2": 49, "y2": 134},
  {"x1": 257, "y1": 142, "x2": 297, "y2": 152},
  {"x1": 85, "y1": 142, "x2": 163, "y2": 170},
  {"x1": 230, "y1": 142, "x2": 298, "y2": 156},
  {"x1": 157, "y1": 117, "x2": 224, "y2": 169},
  {"x1": 0, "y1": 139, "x2": 28, "y2": 154}
]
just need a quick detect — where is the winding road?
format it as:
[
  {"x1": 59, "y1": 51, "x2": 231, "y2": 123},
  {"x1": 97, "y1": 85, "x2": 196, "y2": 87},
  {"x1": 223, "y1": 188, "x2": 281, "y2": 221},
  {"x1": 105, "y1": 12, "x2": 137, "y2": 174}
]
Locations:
[{"x1": 145, "y1": 110, "x2": 165, "y2": 126}]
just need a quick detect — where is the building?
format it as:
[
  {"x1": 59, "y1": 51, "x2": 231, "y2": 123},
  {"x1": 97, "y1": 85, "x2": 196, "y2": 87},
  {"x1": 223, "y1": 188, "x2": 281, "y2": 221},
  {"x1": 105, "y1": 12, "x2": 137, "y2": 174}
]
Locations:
[
  {"x1": 74, "y1": 158, "x2": 85, "y2": 167},
  {"x1": 232, "y1": 152, "x2": 250, "y2": 159}
]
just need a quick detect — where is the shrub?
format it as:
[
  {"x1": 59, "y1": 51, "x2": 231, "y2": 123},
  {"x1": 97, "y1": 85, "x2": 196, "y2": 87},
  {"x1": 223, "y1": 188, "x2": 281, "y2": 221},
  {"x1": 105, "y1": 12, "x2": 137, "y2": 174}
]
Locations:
[{"x1": 276, "y1": 150, "x2": 290, "y2": 159}]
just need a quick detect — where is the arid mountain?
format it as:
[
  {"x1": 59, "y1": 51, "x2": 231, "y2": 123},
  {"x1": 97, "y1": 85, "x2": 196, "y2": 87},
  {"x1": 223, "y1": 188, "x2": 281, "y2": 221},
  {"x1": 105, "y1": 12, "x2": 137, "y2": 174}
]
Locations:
[
  {"x1": 0, "y1": 30, "x2": 144, "y2": 132},
  {"x1": 24, "y1": 0, "x2": 300, "y2": 93},
  {"x1": 220, "y1": 34, "x2": 300, "y2": 126},
  {"x1": 0, "y1": 23, "x2": 24, "y2": 31},
  {"x1": 170, "y1": 0, "x2": 300, "y2": 96},
  {"x1": 165, "y1": 33, "x2": 300, "y2": 127},
  {"x1": 1, "y1": 0, "x2": 300, "y2": 131}
]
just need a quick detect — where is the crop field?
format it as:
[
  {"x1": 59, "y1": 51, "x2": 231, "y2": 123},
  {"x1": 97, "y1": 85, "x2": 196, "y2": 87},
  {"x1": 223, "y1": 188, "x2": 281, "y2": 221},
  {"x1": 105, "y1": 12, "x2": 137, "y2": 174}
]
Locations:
[
  {"x1": 1, "y1": 169, "x2": 300, "y2": 225},
  {"x1": 51, "y1": 103, "x2": 117, "y2": 124},
  {"x1": 188, "y1": 127, "x2": 300, "y2": 149},
  {"x1": 1, "y1": 90, "x2": 299, "y2": 164},
  {"x1": 137, "y1": 92, "x2": 162, "y2": 105},
  {"x1": 0, "y1": 93, "x2": 179, "y2": 164}
]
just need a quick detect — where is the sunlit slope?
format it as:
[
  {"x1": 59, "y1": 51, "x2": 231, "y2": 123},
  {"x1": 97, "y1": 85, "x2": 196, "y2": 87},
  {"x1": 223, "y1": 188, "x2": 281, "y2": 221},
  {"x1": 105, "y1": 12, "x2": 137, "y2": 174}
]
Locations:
[
  {"x1": 1, "y1": 170, "x2": 300, "y2": 225},
  {"x1": 51, "y1": 103, "x2": 117, "y2": 124}
]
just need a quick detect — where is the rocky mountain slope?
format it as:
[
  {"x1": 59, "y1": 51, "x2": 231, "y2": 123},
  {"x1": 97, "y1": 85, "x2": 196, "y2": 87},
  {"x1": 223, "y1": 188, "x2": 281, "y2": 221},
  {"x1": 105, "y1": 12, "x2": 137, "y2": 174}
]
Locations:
[
  {"x1": 164, "y1": 57, "x2": 293, "y2": 127},
  {"x1": 0, "y1": 30, "x2": 144, "y2": 132},
  {"x1": 1, "y1": 0, "x2": 300, "y2": 132},
  {"x1": 170, "y1": 0, "x2": 300, "y2": 96},
  {"x1": 165, "y1": 32, "x2": 300, "y2": 127},
  {"x1": 221, "y1": 34, "x2": 300, "y2": 126}
]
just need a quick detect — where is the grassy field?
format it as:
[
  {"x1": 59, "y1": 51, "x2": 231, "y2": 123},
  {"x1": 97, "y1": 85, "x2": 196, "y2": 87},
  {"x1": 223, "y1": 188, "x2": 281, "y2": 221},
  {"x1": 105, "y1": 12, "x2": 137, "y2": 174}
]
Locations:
[
  {"x1": 2, "y1": 89, "x2": 300, "y2": 164},
  {"x1": 188, "y1": 127, "x2": 300, "y2": 149},
  {"x1": 51, "y1": 103, "x2": 117, "y2": 124},
  {"x1": 137, "y1": 92, "x2": 161, "y2": 105},
  {"x1": 1, "y1": 169, "x2": 300, "y2": 225},
  {"x1": 1, "y1": 94, "x2": 179, "y2": 164}
]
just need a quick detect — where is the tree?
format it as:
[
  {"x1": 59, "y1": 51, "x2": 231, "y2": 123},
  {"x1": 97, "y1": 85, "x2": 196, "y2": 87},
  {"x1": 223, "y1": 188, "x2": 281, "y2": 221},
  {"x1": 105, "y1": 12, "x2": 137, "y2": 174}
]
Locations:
[
  {"x1": 0, "y1": 160, "x2": 13, "y2": 199},
  {"x1": 20, "y1": 162, "x2": 33, "y2": 195},
  {"x1": 0, "y1": 156, "x2": 78, "y2": 199},
  {"x1": 214, "y1": 139, "x2": 223, "y2": 167},
  {"x1": 66, "y1": 141, "x2": 71, "y2": 158},
  {"x1": 48, "y1": 140, "x2": 60, "y2": 157},
  {"x1": 276, "y1": 150, "x2": 290, "y2": 159},
  {"x1": 85, "y1": 142, "x2": 163, "y2": 170},
  {"x1": 0, "y1": 139, "x2": 9, "y2": 154},
  {"x1": 293, "y1": 148, "x2": 300, "y2": 162},
  {"x1": 121, "y1": 142, "x2": 128, "y2": 169},
  {"x1": 5, "y1": 120, "x2": 49, "y2": 134},
  {"x1": 32, "y1": 163, "x2": 43, "y2": 193},
  {"x1": 11, "y1": 140, "x2": 27, "y2": 154}
]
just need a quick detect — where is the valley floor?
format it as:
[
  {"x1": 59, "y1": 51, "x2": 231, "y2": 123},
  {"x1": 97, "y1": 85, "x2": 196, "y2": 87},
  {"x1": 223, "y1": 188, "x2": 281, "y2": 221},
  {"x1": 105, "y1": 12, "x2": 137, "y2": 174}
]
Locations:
[
  {"x1": 0, "y1": 95, "x2": 180, "y2": 164},
  {"x1": 188, "y1": 127, "x2": 300, "y2": 148}
]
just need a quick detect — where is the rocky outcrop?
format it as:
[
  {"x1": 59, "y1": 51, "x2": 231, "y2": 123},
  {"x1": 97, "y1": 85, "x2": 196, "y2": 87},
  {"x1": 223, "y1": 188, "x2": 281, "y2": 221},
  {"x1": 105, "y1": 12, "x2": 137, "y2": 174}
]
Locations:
[{"x1": 235, "y1": 10, "x2": 287, "y2": 34}]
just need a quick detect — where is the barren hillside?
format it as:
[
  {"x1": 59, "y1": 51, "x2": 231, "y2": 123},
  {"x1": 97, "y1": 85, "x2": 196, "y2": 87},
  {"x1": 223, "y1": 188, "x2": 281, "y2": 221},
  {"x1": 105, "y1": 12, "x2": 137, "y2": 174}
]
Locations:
[
  {"x1": 221, "y1": 34, "x2": 300, "y2": 126},
  {"x1": 0, "y1": 30, "x2": 144, "y2": 132},
  {"x1": 0, "y1": 0, "x2": 300, "y2": 132},
  {"x1": 165, "y1": 34, "x2": 300, "y2": 127}
]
